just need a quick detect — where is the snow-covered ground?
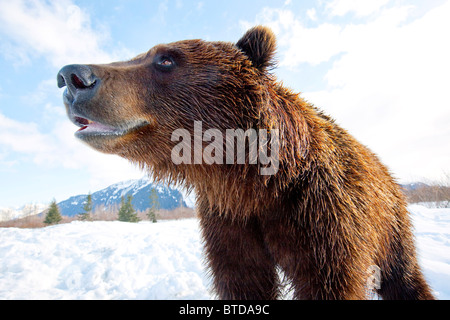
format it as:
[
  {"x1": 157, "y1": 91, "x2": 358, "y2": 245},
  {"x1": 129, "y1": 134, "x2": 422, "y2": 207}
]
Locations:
[
  {"x1": 0, "y1": 219, "x2": 211, "y2": 299},
  {"x1": 410, "y1": 205, "x2": 450, "y2": 299},
  {"x1": 0, "y1": 205, "x2": 449, "y2": 300}
]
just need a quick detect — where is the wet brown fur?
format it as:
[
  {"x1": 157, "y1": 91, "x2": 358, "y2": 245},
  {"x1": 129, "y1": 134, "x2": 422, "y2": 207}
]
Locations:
[{"x1": 61, "y1": 26, "x2": 434, "y2": 299}]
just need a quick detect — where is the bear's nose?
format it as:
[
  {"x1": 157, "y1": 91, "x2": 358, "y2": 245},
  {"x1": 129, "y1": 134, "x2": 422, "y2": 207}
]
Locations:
[{"x1": 57, "y1": 64, "x2": 99, "y2": 104}]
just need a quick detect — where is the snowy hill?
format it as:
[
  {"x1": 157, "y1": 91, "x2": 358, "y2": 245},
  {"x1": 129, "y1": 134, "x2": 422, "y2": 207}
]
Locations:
[
  {"x1": 57, "y1": 178, "x2": 189, "y2": 217},
  {"x1": 0, "y1": 219, "x2": 210, "y2": 299},
  {"x1": 0, "y1": 205, "x2": 448, "y2": 300}
]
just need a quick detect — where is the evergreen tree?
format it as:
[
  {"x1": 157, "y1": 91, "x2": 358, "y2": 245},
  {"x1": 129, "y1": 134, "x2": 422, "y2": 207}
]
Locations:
[
  {"x1": 118, "y1": 195, "x2": 140, "y2": 222},
  {"x1": 147, "y1": 188, "x2": 159, "y2": 223},
  {"x1": 44, "y1": 200, "x2": 62, "y2": 225},
  {"x1": 78, "y1": 193, "x2": 93, "y2": 221}
]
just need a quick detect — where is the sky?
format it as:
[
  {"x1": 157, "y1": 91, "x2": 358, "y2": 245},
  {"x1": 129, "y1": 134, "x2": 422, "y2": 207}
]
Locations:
[{"x1": 0, "y1": 0, "x2": 449, "y2": 208}]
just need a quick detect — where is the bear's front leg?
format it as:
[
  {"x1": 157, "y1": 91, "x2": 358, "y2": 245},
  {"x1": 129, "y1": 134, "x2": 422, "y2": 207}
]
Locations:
[{"x1": 199, "y1": 212, "x2": 279, "y2": 300}]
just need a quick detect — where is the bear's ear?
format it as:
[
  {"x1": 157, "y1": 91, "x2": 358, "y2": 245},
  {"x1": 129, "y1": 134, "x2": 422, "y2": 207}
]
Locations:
[{"x1": 236, "y1": 26, "x2": 277, "y2": 72}]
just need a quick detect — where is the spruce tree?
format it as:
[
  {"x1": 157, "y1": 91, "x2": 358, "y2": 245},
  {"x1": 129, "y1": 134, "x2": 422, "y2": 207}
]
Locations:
[
  {"x1": 44, "y1": 200, "x2": 63, "y2": 225},
  {"x1": 78, "y1": 193, "x2": 93, "y2": 221},
  {"x1": 118, "y1": 195, "x2": 140, "y2": 222},
  {"x1": 147, "y1": 188, "x2": 159, "y2": 223}
]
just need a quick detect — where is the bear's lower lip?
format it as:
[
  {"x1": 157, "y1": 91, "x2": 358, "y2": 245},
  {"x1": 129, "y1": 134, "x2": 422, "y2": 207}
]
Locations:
[{"x1": 71, "y1": 116, "x2": 147, "y2": 138}]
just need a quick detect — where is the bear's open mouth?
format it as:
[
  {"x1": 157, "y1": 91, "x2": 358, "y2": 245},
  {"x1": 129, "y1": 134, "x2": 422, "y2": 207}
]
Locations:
[{"x1": 71, "y1": 115, "x2": 147, "y2": 138}]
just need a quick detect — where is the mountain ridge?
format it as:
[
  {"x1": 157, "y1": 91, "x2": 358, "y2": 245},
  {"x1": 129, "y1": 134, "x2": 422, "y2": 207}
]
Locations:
[{"x1": 56, "y1": 178, "x2": 190, "y2": 217}]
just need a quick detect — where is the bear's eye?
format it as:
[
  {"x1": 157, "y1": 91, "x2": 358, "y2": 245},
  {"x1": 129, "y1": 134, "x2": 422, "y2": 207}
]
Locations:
[
  {"x1": 154, "y1": 55, "x2": 175, "y2": 71},
  {"x1": 159, "y1": 59, "x2": 173, "y2": 66}
]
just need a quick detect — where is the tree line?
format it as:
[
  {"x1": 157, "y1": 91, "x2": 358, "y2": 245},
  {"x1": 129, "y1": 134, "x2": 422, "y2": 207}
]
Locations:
[{"x1": 44, "y1": 189, "x2": 160, "y2": 225}]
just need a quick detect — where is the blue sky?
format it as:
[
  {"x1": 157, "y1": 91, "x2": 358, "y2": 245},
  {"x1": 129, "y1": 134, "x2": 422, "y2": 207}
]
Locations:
[{"x1": 0, "y1": 0, "x2": 449, "y2": 208}]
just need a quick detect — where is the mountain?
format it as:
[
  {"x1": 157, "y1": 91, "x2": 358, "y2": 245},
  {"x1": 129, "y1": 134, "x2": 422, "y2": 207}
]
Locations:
[
  {"x1": 57, "y1": 178, "x2": 189, "y2": 217},
  {"x1": 0, "y1": 203, "x2": 48, "y2": 222},
  {"x1": 400, "y1": 182, "x2": 429, "y2": 191}
]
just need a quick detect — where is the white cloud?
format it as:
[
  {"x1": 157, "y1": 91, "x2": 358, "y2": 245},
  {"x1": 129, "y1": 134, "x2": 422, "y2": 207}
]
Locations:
[
  {"x1": 154, "y1": 0, "x2": 169, "y2": 25},
  {"x1": 0, "y1": 0, "x2": 143, "y2": 198},
  {"x1": 326, "y1": 0, "x2": 391, "y2": 17},
  {"x1": 0, "y1": 113, "x2": 52, "y2": 156},
  {"x1": 306, "y1": 8, "x2": 317, "y2": 21},
  {"x1": 21, "y1": 79, "x2": 59, "y2": 106},
  {"x1": 0, "y1": 152, "x2": 18, "y2": 172},
  {"x1": 48, "y1": 119, "x2": 144, "y2": 190},
  {"x1": 0, "y1": 112, "x2": 143, "y2": 192},
  {"x1": 241, "y1": 1, "x2": 450, "y2": 182},
  {"x1": 241, "y1": 8, "x2": 343, "y2": 66},
  {"x1": 0, "y1": 0, "x2": 130, "y2": 67}
]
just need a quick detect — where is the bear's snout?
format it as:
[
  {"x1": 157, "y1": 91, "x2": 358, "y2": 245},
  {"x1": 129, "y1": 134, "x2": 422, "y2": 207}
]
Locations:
[{"x1": 57, "y1": 64, "x2": 99, "y2": 106}]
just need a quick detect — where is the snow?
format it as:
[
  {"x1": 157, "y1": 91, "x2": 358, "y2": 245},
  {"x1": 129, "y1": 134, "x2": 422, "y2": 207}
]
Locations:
[
  {"x1": 0, "y1": 205, "x2": 449, "y2": 300},
  {"x1": 410, "y1": 205, "x2": 450, "y2": 300},
  {"x1": 180, "y1": 190, "x2": 197, "y2": 208},
  {"x1": 0, "y1": 219, "x2": 212, "y2": 299},
  {"x1": 108, "y1": 177, "x2": 154, "y2": 199}
]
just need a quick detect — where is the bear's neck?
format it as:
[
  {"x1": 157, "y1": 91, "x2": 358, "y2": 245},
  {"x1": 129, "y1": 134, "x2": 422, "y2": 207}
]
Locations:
[{"x1": 148, "y1": 85, "x2": 342, "y2": 219}]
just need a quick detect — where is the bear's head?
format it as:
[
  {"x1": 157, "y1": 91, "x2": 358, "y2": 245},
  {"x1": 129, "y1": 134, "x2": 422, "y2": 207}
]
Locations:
[
  {"x1": 57, "y1": 26, "x2": 277, "y2": 163},
  {"x1": 58, "y1": 25, "x2": 312, "y2": 197}
]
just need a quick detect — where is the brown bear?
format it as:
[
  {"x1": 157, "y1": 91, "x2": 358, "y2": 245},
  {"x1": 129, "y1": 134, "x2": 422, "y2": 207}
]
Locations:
[{"x1": 57, "y1": 26, "x2": 434, "y2": 300}]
